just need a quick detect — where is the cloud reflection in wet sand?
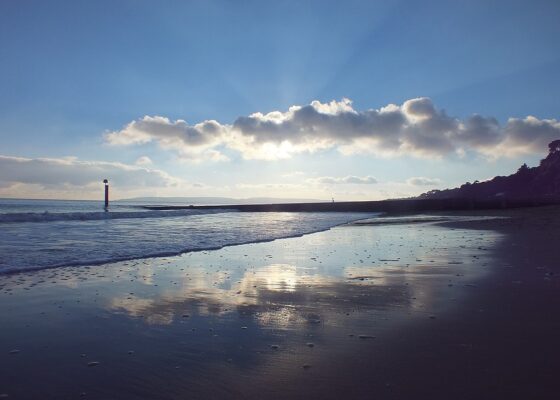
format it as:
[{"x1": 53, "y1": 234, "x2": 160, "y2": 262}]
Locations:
[
  {"x1": 106, "y1": 224, "x2": 498, "y2": 330},
  {"x1": 0, "y1": 222, "x2": 503, "y2": 399}
]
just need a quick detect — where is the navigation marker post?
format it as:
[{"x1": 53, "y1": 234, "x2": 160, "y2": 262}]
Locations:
[{"x1": 103, "y1": 179, "x2": 109, "y2": 210}]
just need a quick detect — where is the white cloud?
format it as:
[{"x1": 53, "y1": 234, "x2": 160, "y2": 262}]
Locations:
[
  {"x1": 135, "y1": 156, "x2": 153, "y2": 166},
  {"x1": 0, "y1": 155, "x2": 180, "y2": 190},
  {"x1": 105, "y1": 98, "x2": 560, "y2": 161},
  {"x1": 406, "y1": 177, "x2": 442, "y2": 186},
  {"x1": 281, "y1": 171, "x2": 306, "y2": 178},
  {"x1": 105, "y1": 116, "x2": 230, "y2": 162},
  {"x1": 308, "y1": 175, "x2": 378, "y2": 185},
  {"x1": 235, "y1": 183, "x2": 307, "y2": 191},
  {"x1": 0, "y1": 155, "x2": 426, "y2": 201}
]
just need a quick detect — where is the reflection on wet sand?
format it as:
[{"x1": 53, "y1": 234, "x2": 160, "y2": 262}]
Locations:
[
  {"x1": 106, "y1": 227, "x2": 497, "y2": 330},
  {"x1": 0, "y1": 222, "x2": 503, "y2": 399},
  {"x1": 109, "y1": 263, "x2": 414, "y2": 327}
]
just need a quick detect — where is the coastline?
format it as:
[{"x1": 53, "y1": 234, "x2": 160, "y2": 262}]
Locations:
[
  {"x1": 141, "y1": 197, "x2": 560, "y2": 213},
  {"x1": 0, "y1": 206, "x2": 559, "y2": 399}
]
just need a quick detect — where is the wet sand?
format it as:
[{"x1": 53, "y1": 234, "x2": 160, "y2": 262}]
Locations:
[{"x1": 0, "y1": 207, "x2": 559, "y2": 399}]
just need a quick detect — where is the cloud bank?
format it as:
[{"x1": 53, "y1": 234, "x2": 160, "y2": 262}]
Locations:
[
  {"x1": 0, "y1": 155, "x2": 179, "y2": 190},
  {"x1": 105, "y1": 98, "x2": 560, "y2": 161},
  {"x1": 406, "y1": 177, "x2": 442, "y2": 186},
  {"x1": 105, "y1": 116, "x2": 229, "y2": 162},
  {"x1": 308, "y1": 175, "x2": 378, "y2": 185}
]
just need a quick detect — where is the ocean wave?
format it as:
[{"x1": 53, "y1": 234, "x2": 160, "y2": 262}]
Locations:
[
  {"x1": 0, "y1": 209, "x2": 222, "y2": 223},
  {"x1": 0, "y1": 212, "x2": 376, "y2": 274}
]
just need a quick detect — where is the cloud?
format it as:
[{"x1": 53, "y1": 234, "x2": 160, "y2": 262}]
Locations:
[
  {"x1": 281, "y1": 171, "x2": 306, "y2": 178},
  {"x1": 308, "y1": 175, "x2": 378, "y2": 185},
  {"x1": 105, "y1": 98, "x2": 560, "y2": 161},
  {"x1": 235, "y1": 183, "x2": 307, "y2": 191},
  {"x1": 406, "y1": 177, "x2": 442, "y2": 186},
  {"x1": 497, "y1": 116, "x2": 560, "y2": 156},
  {"x1": 0, "y1": 155, "x2": 180, "y2": 190},
  {"x1": 105, "y1": 116, "x2": 229, "y2": 162},
  {"x1": 135, "y1": 156, "x2": 153, "y2": 166}
]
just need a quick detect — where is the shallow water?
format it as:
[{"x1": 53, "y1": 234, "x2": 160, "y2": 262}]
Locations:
[
  {"x1": 0, "y1": 221, "x2": 503, "y2": 399},
  {"x1": 0, "y1": 198, "x2": 372, "y2": 273}
]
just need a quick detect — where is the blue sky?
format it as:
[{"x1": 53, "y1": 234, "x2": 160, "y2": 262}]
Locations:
[{"x1": 1, "y1": 0, "x2": 559, "y2": 200}]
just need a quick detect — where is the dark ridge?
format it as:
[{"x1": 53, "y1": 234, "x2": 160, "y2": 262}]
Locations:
[{"x1": 420, "y1": 139, "x2": 560, "y2": 201}]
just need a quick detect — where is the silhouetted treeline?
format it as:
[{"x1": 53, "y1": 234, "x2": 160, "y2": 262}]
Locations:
[{"x1": 420, "y1": 140, "x2": 560, "y2": 201}]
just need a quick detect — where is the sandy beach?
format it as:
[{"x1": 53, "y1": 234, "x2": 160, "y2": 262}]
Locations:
[{"x1": 1, "y1": 206, "x2": 559, "y2": 399}]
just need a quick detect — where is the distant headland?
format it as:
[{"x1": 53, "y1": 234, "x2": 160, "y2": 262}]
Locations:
[{"x1": 142, "y1": 141, "x2": 560, "y2": 214}]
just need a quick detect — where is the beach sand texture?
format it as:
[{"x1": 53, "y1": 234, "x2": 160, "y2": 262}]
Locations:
[{"x1": 1, "y1": 207, "x2": 559, "y2": 399}]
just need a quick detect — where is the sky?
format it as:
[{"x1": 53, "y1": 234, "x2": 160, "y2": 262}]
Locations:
[{"x1": 1, "y1": 0, "x2": 559, "y2": 200}]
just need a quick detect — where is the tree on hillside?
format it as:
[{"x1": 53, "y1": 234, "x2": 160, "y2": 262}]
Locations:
[
  {"x1": 549, "y1": 140, "x2": 560, "y2": 154},
  {"x1": 419, "y1": 139, "x2": 560, "y2": 200}
]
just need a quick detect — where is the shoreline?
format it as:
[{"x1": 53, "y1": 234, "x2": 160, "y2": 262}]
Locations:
[
  {"x1": 141, "y1": 197, "x2": 560, "y2": 213},
  {"x1": 0, "y1": 212, "x2": 376, "y2": 276},
  {"x1": 0, "y1": 212, "x2": 506, "y2": 276},
  {"x1": 1, "y1": 206, "x2": 559, "y2": 399}
]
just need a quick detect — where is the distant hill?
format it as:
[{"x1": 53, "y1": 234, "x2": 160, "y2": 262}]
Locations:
[
  {"x1": 420, "y1": 140, "x2": 560, "y2": 200},
  {"x1": 116, "y1": 196, "x2": 325, "y2": 205}
]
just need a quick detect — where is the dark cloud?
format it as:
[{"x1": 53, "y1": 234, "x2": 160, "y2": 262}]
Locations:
[
  {"x1": 502, "y1": 116, "x2": 560, "y2": 155},
  {"x1": 458, "y1": 115, "x2": 502, "y2": 147}
]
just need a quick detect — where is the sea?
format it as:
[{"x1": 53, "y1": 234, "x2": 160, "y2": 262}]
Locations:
[{"x1": 0, "y1": 198, "x2": 374, "y2": 274}]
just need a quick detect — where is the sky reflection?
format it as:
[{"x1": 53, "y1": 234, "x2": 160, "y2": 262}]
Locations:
[{"x1": 0, "y1": 221, "x2": 503, "y2": 399}]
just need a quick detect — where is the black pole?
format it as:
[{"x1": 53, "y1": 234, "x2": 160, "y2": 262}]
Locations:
[{"x1": 103, "y1": 179, "x2": 109, "y2": 210}]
